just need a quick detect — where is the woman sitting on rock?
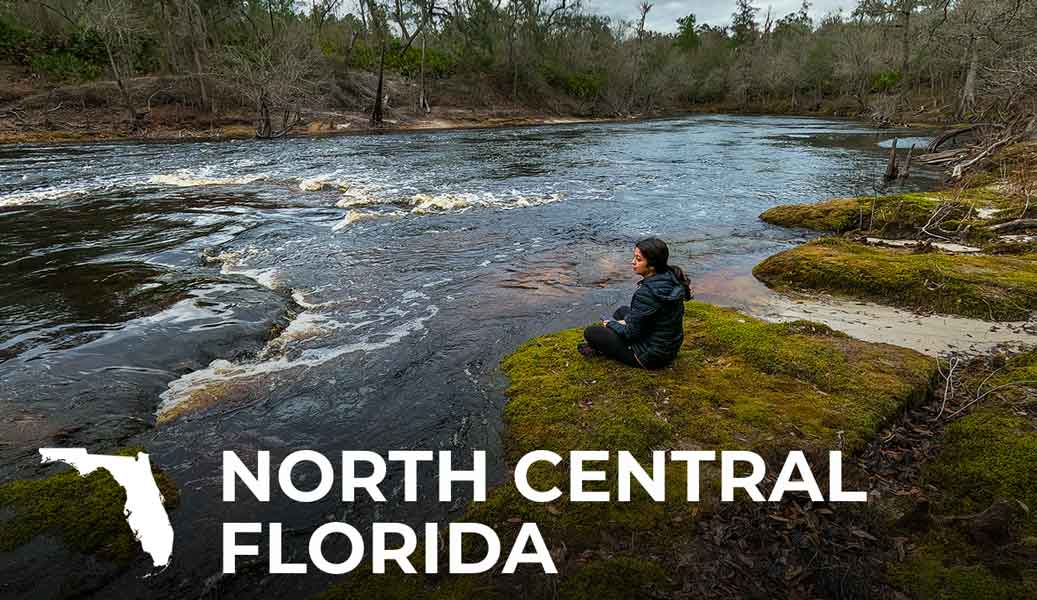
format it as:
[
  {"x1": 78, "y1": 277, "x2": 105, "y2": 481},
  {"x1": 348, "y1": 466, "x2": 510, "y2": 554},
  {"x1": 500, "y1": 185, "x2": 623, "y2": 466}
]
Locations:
[{"x1": 579, "y1": 237, "x2": 693, "y2": 369}]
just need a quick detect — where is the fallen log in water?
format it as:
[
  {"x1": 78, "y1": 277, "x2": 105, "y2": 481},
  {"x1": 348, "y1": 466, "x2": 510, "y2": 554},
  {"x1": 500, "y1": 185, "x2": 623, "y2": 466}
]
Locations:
[
  {"x1": 884, "y1": 137, "x2": 899, "y2": 181},
  {"x1": 916, "y1": 148, "x2": 970, "y2": 165},
  {"x1": 899, "y1": 144, "x2": 915, "y2": 181},
  {"x1": 926, "y1": 125, "x2": 980, "y2": 153}
]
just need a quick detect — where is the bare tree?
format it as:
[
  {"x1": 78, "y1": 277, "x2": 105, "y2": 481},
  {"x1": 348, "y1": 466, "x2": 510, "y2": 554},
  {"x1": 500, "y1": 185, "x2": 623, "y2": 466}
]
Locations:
[
  {"x1": 855, "y1": 0, "x2": 921, "y2": 91},
  {"x1": 366, "y1": 0, "x2": 436, "y2": 125},
  {"x1": 218, "y1": 15, "x2": 319, "y2": 139},
  {"x1": 628, "y1": 2, "x2": 652, "y2": 113}
]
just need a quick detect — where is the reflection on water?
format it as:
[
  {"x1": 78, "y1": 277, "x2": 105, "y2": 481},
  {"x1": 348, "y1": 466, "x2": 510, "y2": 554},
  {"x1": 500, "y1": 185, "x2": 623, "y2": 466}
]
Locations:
[{"x1": 0, "y1": 115, "x2": 939, "y2": 598}]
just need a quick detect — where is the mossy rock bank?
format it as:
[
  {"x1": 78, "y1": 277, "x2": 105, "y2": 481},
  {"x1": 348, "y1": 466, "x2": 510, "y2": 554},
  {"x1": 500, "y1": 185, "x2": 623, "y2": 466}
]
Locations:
[
  {"x1": 482, "y1": 303, "x2": 932, "y2": 591},
  {"x1": 761, "y1": 193, "x2": 935, "y2": 235},
  {"x1": 889, "y1": 350, "x2": 1037, "y2": 599},
  {"x1": 0, "y1": 448, "x2": 178, "y2": 564},
  {"x1": 760, "y1": 191, "x2": 1008, "y2": 236},
  {"x1": 316, "y1": 302, "x2": 935, "y2": 599},
  {"x1": 753, "y1": 237, "x2": 1037, "y2": 320}
]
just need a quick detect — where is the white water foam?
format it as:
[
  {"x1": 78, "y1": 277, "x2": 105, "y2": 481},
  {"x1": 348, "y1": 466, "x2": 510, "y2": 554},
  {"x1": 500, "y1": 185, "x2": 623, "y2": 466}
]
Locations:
[
  {"x1": 155, "y1": 304, "x2": 439, "y2": 419},
  {"x1": 299, "y1": 171, "x2": 357, "y2": 192},
  {"x1": 260, "y1": 312, "x2": 348, "y2": 355},
  {"x1": 407, "y1": 191, "x2": 563, "y2": 214},
  {"x1": 335, "y1": 183, "x2": 386, "y2": 208},
  {"x1": 291, "y1": 289, "x2": 334, "y2": 309},
  {"x1": 149, "y1": 172, "x2": 269, "y2": 187},
  {"x1": 0, "y1": 186, "x2": 90, "y2": 207},
  {"x1": 332, "y1": 209, "x2": 392, "y2": 230},
  {"x1": 334, "y1": 188, "x2": 563, "y2": 215},
  {"x1": 202, "y1": 246, "x2": 281, "y2": 290}
]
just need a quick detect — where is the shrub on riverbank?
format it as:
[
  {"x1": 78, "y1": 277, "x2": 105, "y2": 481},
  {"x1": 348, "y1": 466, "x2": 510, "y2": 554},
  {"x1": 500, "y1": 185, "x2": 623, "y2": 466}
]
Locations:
[{"x1": 753, "y1": 237, "x2": 1037, "y2": 320}]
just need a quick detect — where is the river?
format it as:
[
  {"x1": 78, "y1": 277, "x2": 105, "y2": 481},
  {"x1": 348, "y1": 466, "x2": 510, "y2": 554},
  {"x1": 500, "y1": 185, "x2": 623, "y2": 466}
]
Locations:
[{"x1": 0, "y1": 115, "x2": 938, "y2": 598}]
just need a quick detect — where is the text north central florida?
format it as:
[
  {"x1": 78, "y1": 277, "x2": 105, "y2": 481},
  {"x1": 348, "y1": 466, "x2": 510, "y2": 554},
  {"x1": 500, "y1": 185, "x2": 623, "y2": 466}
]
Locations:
[{"x1": 221, "y1": 449, "x2": 865, "y2": 575}]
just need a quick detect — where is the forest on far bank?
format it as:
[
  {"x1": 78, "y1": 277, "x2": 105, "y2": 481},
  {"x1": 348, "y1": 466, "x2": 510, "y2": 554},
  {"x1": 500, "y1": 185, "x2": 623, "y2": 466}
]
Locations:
[{"x1": 1, "y1": 0, "x2": 1035, "y2": 137}]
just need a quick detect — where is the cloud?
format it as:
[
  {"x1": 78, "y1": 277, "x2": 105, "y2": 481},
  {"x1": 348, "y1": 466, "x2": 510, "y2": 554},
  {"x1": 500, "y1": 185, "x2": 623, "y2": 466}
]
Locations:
[{"x1": 583, "y1": 0, "x2": 856, "y2": 33}]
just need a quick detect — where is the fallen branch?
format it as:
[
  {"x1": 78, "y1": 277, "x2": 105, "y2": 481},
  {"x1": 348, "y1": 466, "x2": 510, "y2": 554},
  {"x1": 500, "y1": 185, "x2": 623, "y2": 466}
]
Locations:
[
  {"x1": 946, "y1": 380, "x2": 1037, "y2": 419},
  {"x1": 0, "y1": 109, "x2": 28, "y2": 123},
  {"x1": 915, "y1": 148, "x2": 969, "y2": 165},
  {"x1": 935, "y1": 356, "x2": 959, "y2": 421},
  {"x1": 926, "y1": 126, "x2": 980, "y2": 153},
  {"x1": 934, "y1": 498, "x2": 1030, "y2": 547},
  {"x1": 987, "y1": 218, "x2": 1037, "y2": 233},
  {"x1": 951, "y1": 134, "x2": 1019, "y2": 178}
]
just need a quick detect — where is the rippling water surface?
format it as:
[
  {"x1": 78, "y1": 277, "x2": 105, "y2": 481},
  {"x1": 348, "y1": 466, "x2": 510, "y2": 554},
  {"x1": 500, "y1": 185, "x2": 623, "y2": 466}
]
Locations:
[{"x1": 0, "y1": 115, "x2": 937, "y2": 597}]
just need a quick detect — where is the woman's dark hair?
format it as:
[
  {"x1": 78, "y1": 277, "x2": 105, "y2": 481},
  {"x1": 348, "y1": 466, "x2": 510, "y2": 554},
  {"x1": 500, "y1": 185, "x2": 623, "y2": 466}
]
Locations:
[{"x1": 636, "y1": 237, "x2": 692, "y2": 300}]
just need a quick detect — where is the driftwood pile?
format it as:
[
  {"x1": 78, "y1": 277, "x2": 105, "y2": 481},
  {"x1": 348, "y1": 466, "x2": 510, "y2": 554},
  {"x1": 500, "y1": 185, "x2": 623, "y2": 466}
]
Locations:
[{"x1": 916, "y1": 116, "x2": 1037, "y2": 178}]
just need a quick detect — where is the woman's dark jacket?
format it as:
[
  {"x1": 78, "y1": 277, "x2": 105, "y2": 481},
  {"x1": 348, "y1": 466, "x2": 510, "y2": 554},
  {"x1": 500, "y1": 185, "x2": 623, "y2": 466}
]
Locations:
[{"x1": 606, "y1": 270, "x2": 690, "y2": 368}]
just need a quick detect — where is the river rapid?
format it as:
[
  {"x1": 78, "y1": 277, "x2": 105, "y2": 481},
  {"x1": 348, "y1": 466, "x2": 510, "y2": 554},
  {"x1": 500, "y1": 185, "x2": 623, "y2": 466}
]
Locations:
[{"x1": 0, "y1": 115, "x2": 938, "y2": 598}]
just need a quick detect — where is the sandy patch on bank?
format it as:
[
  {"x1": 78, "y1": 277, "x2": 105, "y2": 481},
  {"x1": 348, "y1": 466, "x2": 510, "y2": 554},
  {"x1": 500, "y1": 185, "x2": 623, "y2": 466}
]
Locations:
[{"x1": 696, "y1": 270, "x2": 1037, "y2": 356}]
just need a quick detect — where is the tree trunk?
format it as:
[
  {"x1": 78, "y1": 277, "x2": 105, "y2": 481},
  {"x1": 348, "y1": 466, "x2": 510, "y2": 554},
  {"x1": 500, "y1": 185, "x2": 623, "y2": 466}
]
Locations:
[
  {"x1": 508, "y1": 5, "x2": 518, "y2": 100},
  {"x1": 192, "y1": 44, "x2": 208, "y2": 111},
  {"x1": 359, "y1": 0, "x2": 369, "y2": 43},
  {"x1": 257, "y1": 94, "x2": 272, "y2": 138},
  {"x1": 371, "y1": 39, "x2": 386, "y2": 126},
  {"x1": 629, "y1": 4, "x2": 651, "y2": 114},
  {"x1": 102, "y1": 35, "x2": 139, "y2": 130},
  {"x1": 899, "y1": 144, "x2": 915, "y2": 182},
  {"x1": 900, "y1": 7, "x2": 911, "y2": 88},
  {"x1": 187, "y1": 4, "x2": 209, "y2": 111},
  {"x1": 158, "y1": 2, "x2": 175, "y2": 74},
  {"x1": 884, "y1": 137, "x2": 899, "y2": 181},
  {"x1": 418, "y1": 31, "x2": 430, "y2": 114},
  {"x1": 958, "y1": 37, "x2": 978, "y2": 119}
]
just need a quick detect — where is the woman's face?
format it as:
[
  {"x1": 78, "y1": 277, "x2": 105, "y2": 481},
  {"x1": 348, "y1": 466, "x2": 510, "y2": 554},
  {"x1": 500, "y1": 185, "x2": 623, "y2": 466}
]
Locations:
[{"x1": 632, "y1": 247, "x2": 654, "y2": 277}]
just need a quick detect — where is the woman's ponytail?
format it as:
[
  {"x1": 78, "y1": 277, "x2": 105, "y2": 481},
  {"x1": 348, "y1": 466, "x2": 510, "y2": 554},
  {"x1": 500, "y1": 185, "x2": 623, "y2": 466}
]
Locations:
[{"x1": 668, "y1": 264, "x2": 693, "y2": 300}]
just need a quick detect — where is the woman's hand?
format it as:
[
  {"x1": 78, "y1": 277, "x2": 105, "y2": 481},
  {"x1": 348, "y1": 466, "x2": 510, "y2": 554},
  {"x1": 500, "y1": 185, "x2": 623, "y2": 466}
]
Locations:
[
  {"x1": 602, "y1": 319, "x2": 610, "y2": 326},
  {"x1": 617, "y1": 320, "x2": 626, "y2": 325}
]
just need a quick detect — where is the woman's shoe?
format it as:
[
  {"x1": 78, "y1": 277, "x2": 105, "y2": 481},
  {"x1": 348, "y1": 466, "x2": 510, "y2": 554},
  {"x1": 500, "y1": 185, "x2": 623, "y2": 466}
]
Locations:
[{"x1": 577, "y1": 343, "x2": 598, "y2": 358}]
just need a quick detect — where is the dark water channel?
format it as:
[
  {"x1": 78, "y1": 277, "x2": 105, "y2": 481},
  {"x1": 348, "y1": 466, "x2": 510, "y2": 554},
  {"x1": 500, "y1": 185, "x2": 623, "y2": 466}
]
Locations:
[{"x1": 0, "y1": 115, "x2": 938, "y2": 598}]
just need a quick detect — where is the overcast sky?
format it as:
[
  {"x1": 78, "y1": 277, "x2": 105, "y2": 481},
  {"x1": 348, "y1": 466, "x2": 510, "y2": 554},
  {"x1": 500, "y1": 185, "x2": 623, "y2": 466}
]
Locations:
[{"x1": 584, "y1": 0, "x2": 858, "y2": 32}]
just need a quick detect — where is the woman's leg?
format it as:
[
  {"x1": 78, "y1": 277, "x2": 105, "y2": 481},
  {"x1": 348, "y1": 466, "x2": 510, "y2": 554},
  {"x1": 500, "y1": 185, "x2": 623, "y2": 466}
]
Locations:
[{"x1": 583, "y1": 325, "x2": 641, "y2": 367}]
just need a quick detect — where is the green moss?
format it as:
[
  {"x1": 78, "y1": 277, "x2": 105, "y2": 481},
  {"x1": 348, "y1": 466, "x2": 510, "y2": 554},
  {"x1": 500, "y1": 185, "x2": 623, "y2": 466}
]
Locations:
[
  {"x1": 0, "y1": 448, "x2": 178, "y2": 562},
  {"x1": 760, "y1": 190, "x2": 1013, "y2": 239},
  {"x1": 888, "y1": 351, "x2": 1037, "y2": 599},
  {"x1": 988, "y1": 350, "x2": 1037, "y2": 390},
  {"x1": 760, "y1": 192, "x2": 966, "y2": 236},
  {"x1": 313, "y1": 303, "x2": 935, "y2": 597},
  {"x1": 473, "y1": 302, "x2": 934, "y2": 567},
  {"x1": 753, "y1": 237, "x2": 1037, "y2": 320},
  {"x1": 559, "y1": 557, "x2": 666, "y2": 600},
  {"x1": 927, "y1": 412, "x2": 1036, "y2": 531},
  {"x1": 760, "y1": 197, "x2": 864, "y2": 232},
  {"x1": 498, "y1": 303, "x2": 933, "y2": 473},
  {"x1": 985, "y1": 238, "x2": 1037, "y2": 256},
  {"x1": 889, "y1": 409, "x2": 1037, "y2": 598},
  {"x1": 891, "y1": 552, "x2": 1037, "y2": 600}
]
